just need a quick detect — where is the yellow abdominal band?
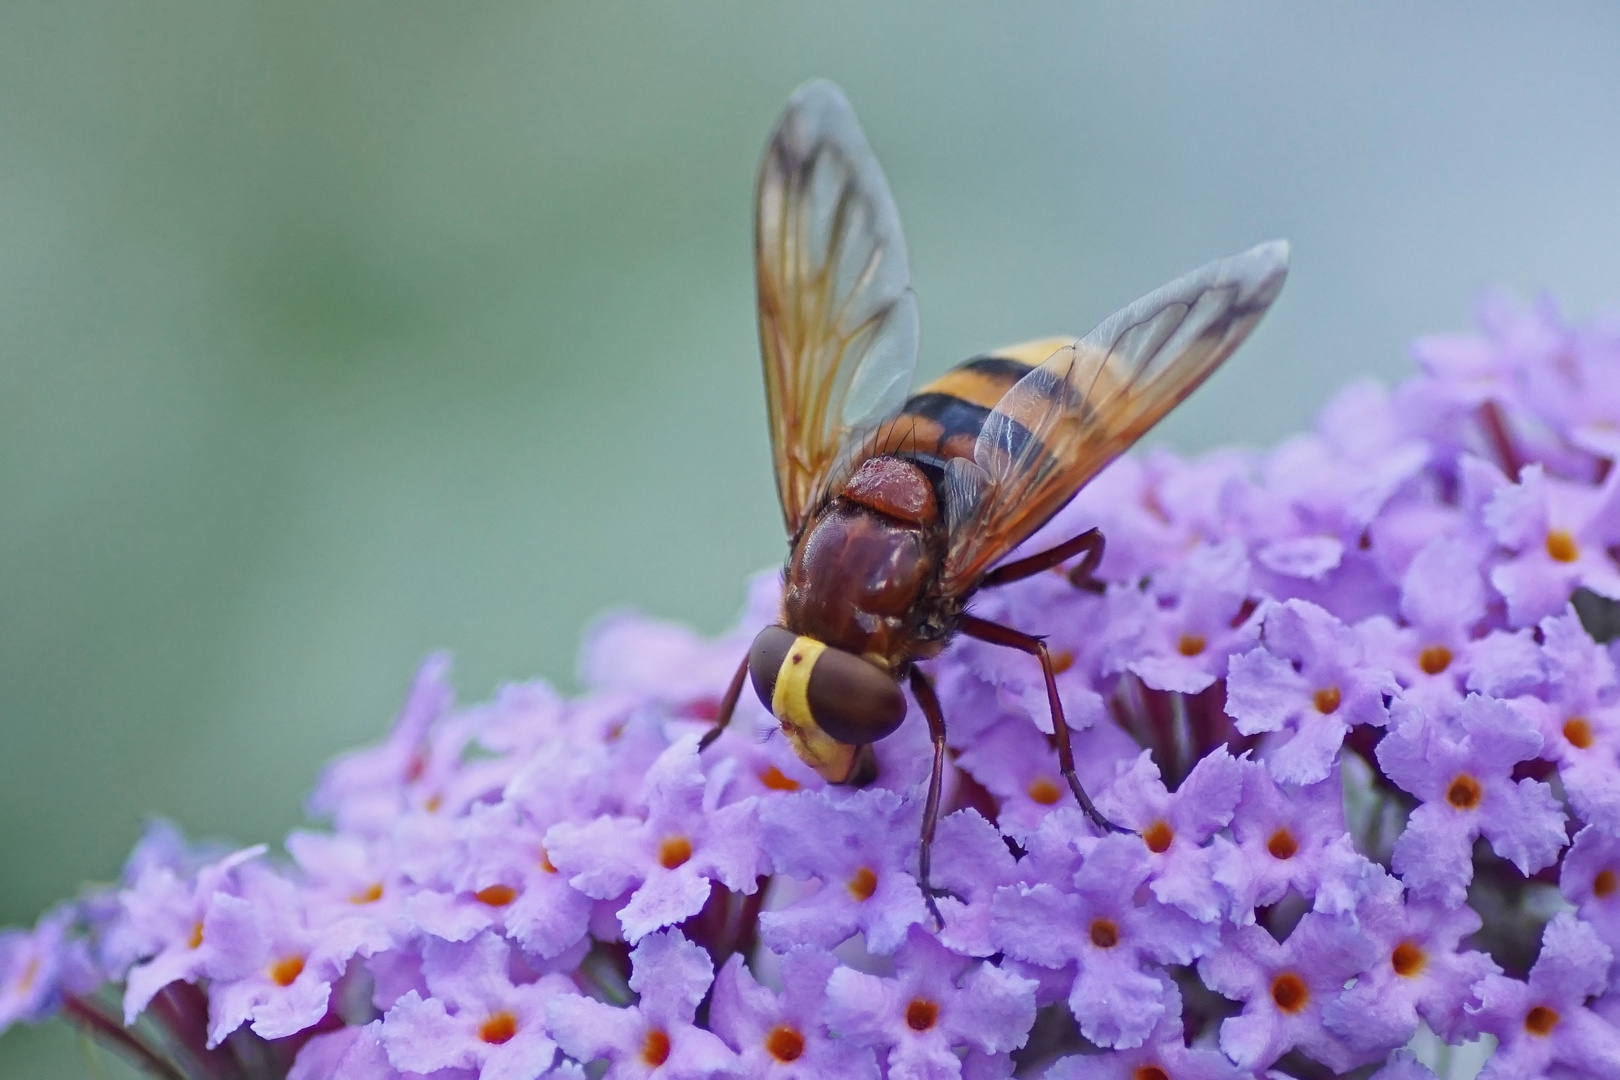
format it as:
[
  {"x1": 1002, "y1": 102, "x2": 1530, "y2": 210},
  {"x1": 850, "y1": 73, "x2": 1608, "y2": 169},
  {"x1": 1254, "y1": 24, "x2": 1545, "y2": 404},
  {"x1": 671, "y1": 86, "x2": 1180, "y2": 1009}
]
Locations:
[{"x1": 770, "y1": 636, "x2": 858, "y2": 782}]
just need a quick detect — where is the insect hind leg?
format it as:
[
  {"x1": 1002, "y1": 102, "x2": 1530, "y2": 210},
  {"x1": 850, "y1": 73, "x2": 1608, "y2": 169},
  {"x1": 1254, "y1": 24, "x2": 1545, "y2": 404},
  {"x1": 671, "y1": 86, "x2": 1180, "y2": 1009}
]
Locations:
[
  {"x1": 958, "y1": 613, "x2": 1128, "y2": 835},
  {"x1": 908, "y1": 666, "x2": 963, "y2": 929},
  {"x1": 978, "y1": 528, "x2": 1106, "y2": 593}
]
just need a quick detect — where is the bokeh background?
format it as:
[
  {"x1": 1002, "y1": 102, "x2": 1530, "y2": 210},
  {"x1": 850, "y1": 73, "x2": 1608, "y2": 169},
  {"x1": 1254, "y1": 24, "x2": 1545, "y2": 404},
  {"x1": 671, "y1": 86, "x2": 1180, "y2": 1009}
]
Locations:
[{"x1": 4, "y1": 3, "x2": 1620, "y2": 1075}]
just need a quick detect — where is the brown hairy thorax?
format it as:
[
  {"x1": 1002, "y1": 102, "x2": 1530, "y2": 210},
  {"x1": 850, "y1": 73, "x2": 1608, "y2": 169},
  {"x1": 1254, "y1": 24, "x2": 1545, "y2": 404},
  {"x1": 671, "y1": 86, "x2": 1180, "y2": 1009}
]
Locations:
[{"x1": 782, "y1": 456, "x2": 949, "y2": 667}]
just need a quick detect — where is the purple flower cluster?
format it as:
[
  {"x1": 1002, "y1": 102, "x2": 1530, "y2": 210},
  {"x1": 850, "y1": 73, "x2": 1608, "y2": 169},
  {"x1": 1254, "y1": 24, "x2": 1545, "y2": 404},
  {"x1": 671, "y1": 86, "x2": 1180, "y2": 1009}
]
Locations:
[{"x1": 10, "y1": 290, "x2": 1620, "y2": 1078}]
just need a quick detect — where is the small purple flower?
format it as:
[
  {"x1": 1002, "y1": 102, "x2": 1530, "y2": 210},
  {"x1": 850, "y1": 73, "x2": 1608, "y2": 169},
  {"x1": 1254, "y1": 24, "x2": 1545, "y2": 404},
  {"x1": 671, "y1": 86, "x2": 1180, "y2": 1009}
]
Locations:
[
  {"x1": 1211, "y1": 760, "x2": 1370, "y2": 921},
  {"x1": 289, "y1": 1021, "x2": 404, "y2": 1080},
  {"x1": 1094, "y1": 747, "x2": 1243, "y2": 922},
  {"x1": 1226, "y1": 599, "x2": 1395, "y2": 784},
  {"x1": 757, "y1": 786, "x2": 929, "y2": 956},
  {"x1": 381, "y1": 932, "x2": 576, "y2": 1080},
  {"x1": 1320, "y1": 866, "x2": 1499, "y2": 1051},
  {"x1": 1112, "y1": 538, "x2": 1260, "y2": 695},
  {"x1": 947, "y1": 575, "x2": 1113, "y2": 740},
  {"x1": 1378, "y1": 694, "x2": 1566, "y2": 905},
  {"x1": 1515, "y1": 607, "x2": 1620, "y2": 833},
  {"x1": 953, "y1": 714, "x2": 1137, "y2": 843},
  {"x1": 1360, "y1": 536, "x2": 1541, "y2": 709},
  {"x1": 1197, "y1": 912, "x2": 1377, "y2": 1073},
  {"x1": 1467, "y1": 912, "x2": 1620, "y2": 1080},
  {"x1": 927, "y1": 810, "x2": 1019, "y2": 959},
  {"x1": 120, "y1": 844, "x2": 267, "y2": 1023},
  {"x1": 406, "y1": 799, "x2": 593, "y2": 960},
  {"x1": 308, "y1": 653, "x2": 456, "y2": 837},
  {"x1": 545, "y1": 737, "x2": 764, "y2": 944},
  {"x1": 1484, "y1": 463, "x2": 1620, "y2": 628},
  {"x1": 990, "y1": 834, "x2": 1215, "y2": 1048},
  {"x1": 207, "y1": 864, "x2": 390, "y2": 1045},
  {"x1": 1560, "y1": 825, "x2": 1620, "y2": 951},
  {"x1": 709, "y1": 947, "x2": 878, "y2": 1079},
  {"x1": 824, "y1": 924, "x2": 1037, "y2": 1080},
  {"x1": 0, "y1": 906, "x2": 87, "y2": 1032},
  {"x1": 548, "y1": 929, "x2": 741, "y2": 1080},
  {"x1": 286, "y1": 830, "x2": 416, "y2": 951},
  {"x1": 1041, "y1": 976, "x2": 1250, "y2": 1079}
]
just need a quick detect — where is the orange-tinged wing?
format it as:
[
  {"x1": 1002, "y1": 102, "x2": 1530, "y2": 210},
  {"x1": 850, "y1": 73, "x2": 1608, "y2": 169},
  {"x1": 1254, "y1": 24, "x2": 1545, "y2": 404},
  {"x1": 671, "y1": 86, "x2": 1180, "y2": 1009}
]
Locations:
[
  {"x1": 942, "y1": 241, "x2": 1290, "y2": 592},
  {"x1": 756, "y1": 80, "x2": 919, "y2": 536}
]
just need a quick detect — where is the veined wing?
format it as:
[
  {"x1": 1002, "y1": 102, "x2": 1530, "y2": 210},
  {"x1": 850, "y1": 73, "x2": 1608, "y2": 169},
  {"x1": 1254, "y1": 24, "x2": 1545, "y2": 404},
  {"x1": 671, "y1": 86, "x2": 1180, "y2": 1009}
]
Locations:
[
  {"x1": 942, "y1": 241, "x2": 1290, "y2": 592},
  {"x1": 756, "y1": 80, "x2": 919, "y2": 536}
]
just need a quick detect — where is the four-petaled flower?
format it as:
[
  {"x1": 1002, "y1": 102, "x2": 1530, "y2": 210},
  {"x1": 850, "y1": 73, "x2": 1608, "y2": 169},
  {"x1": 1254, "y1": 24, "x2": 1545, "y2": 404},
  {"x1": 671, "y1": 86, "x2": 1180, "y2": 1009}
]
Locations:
[{"x1": 1378, "y1": 693, "x2": 1566, "y2": 905}]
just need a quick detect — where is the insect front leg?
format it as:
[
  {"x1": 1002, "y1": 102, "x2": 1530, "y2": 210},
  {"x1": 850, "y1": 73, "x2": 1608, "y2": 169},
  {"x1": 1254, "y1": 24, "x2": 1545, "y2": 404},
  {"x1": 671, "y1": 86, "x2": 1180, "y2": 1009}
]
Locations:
[
  {"x1": 907, "y1": 666, "x2": 957, "y2": 929},
  {"x1": 977, "y1": 528, "x2": 1106, "y2": 593},
  {"x1": 958, "y1": 614, "x2": 1128, "y2": 834},
  {"x1": 697, "y1": 655, "x2": 750, "y2": 752}
]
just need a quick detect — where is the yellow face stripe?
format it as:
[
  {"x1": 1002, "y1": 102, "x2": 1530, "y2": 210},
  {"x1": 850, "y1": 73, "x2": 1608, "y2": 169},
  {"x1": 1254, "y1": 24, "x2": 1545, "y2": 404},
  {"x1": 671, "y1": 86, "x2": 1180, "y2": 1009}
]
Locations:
[
  {"x1": 771, "y1": 635, "x2": 825, "y2": 729},
  {"x1": 770, "y1": 636, "x2": 859, "y2": 782}
]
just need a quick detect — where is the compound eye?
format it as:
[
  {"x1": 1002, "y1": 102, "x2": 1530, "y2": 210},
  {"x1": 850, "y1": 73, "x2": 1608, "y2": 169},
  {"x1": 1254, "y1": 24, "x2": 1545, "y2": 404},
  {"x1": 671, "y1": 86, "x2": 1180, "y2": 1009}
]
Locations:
[
  {"x1": 806, "y1": 649, "x2": 906, "y2": 745},
  {"x1": 747, "y1": 627, "x2": 907, "y2": 745},
  {"x1": 747, "y1": 626, "x2": 798, "y2": 712}
]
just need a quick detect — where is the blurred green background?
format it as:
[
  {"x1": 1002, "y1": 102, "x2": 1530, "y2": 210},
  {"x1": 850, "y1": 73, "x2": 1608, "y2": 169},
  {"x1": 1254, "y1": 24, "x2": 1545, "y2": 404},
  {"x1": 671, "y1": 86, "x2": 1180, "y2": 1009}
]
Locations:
[{"x1": 4, "y1": 3, "x2": 1620, "y2": 1074}]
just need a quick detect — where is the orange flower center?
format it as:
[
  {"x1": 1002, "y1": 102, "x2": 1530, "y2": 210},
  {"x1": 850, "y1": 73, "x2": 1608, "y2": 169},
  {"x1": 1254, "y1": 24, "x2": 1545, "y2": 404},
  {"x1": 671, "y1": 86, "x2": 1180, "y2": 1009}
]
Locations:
[
  {"x1": 1525, "y1": 1005, "x2": 1560, "y2": 1036},
  {"x1": 188, "y1": 921, "x2": 205, "y2": 950},
  {"x1": 479, "y1": 1011, "x2": 517, "y2": 1045},
  {"x1": 1133, "y1": 1068, "x2": 1170, "y2": 1080},
  {"x1": 1266, "y1": 828, "x2": 1299, "y2": 860},
  {"x1": 16, "y1": 958, "x2": 39, "y2": 994},
  {"x1": 269, "y1": 955, "x2": 305, "y2": 988},
  {"x1": 1143, "y1": 820, "x2": 1174, "y2": 853},
  {"x1": 475, "y1": 884, "x2": 517, "y2": 907},
  {"x1": 659, "y1": 836, "x2": 693, "y2": 870},
  {"x1": 765, "y1": 1025, "x2": 805, "y2": 1063},
  {"x1": 1089, "y1": 919, "x2": 1120, "y2": 948},
  {"x1": 1270, "y1": 972, "x2": 1309, "y2": 1014},
  {"x1": 1026, "y1": 777, "x2": 1062, "y2": 805},
  {"x1": 905, "y1": 998, "x2": 939, "y2": 1032},
  {"x1": 1051, "y1": 650, "x2": 1075, "y2": 674},
  {"x1": 1418, "y1": 645, "x2": 1453, "y2": 675},
  {"x1": 1313, "y1": 686, "x2": 1341, "y2": 714},
  {"x1": 539, "y1": 848, "x2": 557, "y2": 874},
  {"x1": 1546, "y1": 530, "x2": 1579, "y2": 563},
  {"x1": 642, "y1": 1028, "x2": 671, "y2": 1066},
  {"x1": 350, "y1": 882, "x2": 384, "y2": 904},
  {"x1": 1446, "y1": 775, "x2": 1482, "y2": 810},
  {"x1": 759, "y1": 765, "x2": 800, "y2": 792},
  {"x1": 1177, "y1": 634, "x2": 1206, "y2": 657},
  {"x1": 1564, "y1": 718, "x2": 1595, "y2": 749},
  {"x1": 1595, "y1": 868, "x2": 1618, "y2": 899},
  {"x1": 1391, "y1": 940, "x2": 1426, "y2": 977},
  {"x1": 847, "y1": 867, "x2": 879, "y2": 901}
]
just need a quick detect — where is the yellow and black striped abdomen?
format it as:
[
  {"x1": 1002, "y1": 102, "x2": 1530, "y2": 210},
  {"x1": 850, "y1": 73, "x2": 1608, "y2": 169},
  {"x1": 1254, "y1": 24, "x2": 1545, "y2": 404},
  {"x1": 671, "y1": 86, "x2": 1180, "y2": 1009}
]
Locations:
[{"x1": 871, "y1": 337, "x2": 1072, "y2": 463}]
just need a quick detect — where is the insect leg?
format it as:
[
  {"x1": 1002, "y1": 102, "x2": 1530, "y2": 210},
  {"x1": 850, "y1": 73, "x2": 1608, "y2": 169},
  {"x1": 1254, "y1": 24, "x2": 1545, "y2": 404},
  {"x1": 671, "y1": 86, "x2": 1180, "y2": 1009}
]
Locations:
[
  {"x1": 958, "y1": 614, "x2": 1128, "y2": 833},
  {"x1": 697, "y1": 655, "x2": 750, "y2": 753},
  {"x1": 908, "y1": 665, "x2": 953, "y2": 929},
  {"x1": 978, "y1": 528, "x2": 1106, "y2": 593}
]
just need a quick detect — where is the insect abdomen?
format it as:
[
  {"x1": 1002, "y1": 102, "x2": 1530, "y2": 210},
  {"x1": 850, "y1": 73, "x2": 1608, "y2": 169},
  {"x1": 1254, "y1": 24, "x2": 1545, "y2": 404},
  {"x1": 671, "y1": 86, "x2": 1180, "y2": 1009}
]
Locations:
[{"x1": 874, "y1": 338, "x2": 1070, "y2": 463}]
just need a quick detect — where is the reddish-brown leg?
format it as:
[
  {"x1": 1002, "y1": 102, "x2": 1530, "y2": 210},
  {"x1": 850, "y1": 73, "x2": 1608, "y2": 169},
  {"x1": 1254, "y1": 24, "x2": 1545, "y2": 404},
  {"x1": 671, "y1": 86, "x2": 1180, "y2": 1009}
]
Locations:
[
  {"x1": 979, "y1": 528, "x2": 1106, "y2": 593},
  {"x1": 698, "y1": 655, "x2": 750, "y2": 752},
  {"x1": 908, "y1": 666, "x2": 954, "y2": 928},
  {"x1": 959, "y1": 613, "x2": 1127, "y2": 833}
]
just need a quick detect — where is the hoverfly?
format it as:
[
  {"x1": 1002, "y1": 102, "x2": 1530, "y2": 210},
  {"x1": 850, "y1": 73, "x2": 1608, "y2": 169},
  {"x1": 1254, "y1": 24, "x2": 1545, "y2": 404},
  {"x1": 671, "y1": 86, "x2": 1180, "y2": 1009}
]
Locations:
[{"x1": 700, "y1": 80, "x2": 1288, "y2": 919}]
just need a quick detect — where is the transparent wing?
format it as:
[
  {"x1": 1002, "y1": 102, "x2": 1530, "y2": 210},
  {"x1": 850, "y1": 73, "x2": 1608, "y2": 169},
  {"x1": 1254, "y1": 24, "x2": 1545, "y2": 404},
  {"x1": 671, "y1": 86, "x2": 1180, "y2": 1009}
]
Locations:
[
  {"x1": 756, "y1": 80, "x2": 920, "y2": 535},
  {"x1": 942, "y1": 241, "x2": 1290, "y2": 591}
]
